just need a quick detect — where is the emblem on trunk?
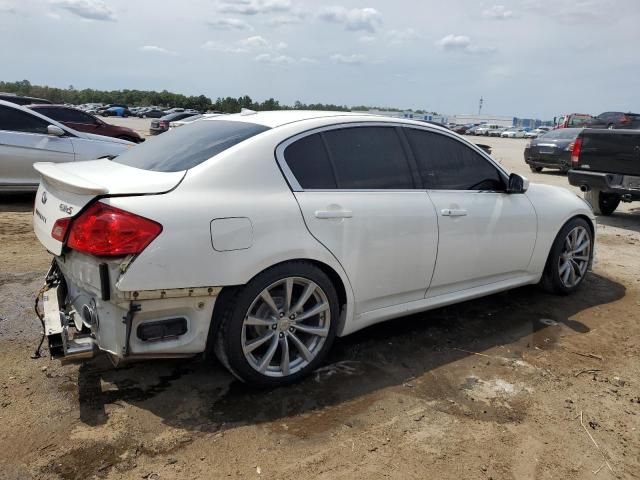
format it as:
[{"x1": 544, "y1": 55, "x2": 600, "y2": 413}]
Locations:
[
  {"x1": 59, "y1": 203, "x2": 73, "y2": 215},
  {"x1": 41, "y1": 191, "x2": 47, "y2": 204}
]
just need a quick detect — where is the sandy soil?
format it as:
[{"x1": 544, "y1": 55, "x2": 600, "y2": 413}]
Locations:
[{"x1": 0, "y1": 132, "x2": 639, "y2": 480}]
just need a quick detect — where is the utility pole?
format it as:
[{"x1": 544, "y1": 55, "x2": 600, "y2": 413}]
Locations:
[{"x1": 478, "y1": 96, "x2": 483, "y2": 116}]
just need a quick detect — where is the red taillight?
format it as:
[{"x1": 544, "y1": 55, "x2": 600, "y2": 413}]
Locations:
[
  {"x1": 571, "y1": 137, "x2": 583, "y2": 166},
  {"x1": 65, "y1": 202, "x2": 162, "y2": 257},
  {"x1": 620, "y1": 115, "x2": 631, "y2": 125},
  {"x1": 51, "y1": 217, "x2": 71, "y2": 242}
]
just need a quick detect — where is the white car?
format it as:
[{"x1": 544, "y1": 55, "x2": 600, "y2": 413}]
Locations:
[
  {"x1": 525, "y1": 127, "x2": 551, "y2": 139},
  {"x1": 0, "y1": 100, "x2": 134, "y2": 192},
  {"x1": 32, "y1": 111, "x2": 595, "y2": 387},
  {"x1": 501, "y1": 128, "x2": 527, "y2": 138}
]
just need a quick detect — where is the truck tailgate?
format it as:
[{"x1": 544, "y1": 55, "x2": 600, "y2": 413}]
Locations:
[{"x1": 578, "y1": 129, "x2": 640, "y2": 175}]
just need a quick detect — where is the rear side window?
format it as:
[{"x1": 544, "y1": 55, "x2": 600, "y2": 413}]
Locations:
[
  {"x1": 405, "y1": 128, "x2": 504, "y2": 190},
  {"x1": 0, "y1": 105, "x2": 50, "y2": 134},
  {"x1": 113, "y1": 120, "x2": 270, "y2": 172},
  {"x1": 323, "y1": 127, "x2": 413, "y2": 189},
  {"x1": 284, "y1": 133, "x2": 337, "y2": 189}
]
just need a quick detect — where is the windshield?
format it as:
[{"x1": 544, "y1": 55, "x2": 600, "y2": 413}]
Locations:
[{"x1": 114, "y1": 120, "x2": 270, "y2": 172}]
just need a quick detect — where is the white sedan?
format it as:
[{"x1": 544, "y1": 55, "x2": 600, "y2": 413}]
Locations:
[
  {"x1": 0, "y1": 100, "x2": 134, "y2": 192},
  {"x1": 501, "y1": 128, "x2": 527, "y2": 138},
  {"x1": 32, "y1": 111, "x2": 595, "y2": 387}
]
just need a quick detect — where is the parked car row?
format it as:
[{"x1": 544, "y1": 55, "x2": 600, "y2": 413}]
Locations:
[{"x1": 554, "y1": 111, "x2": 640, "y2": 129}]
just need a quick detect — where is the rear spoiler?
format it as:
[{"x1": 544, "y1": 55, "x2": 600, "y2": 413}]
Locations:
[{"x1": 34, "y1": 162, "x2": 109, "y2": 195}]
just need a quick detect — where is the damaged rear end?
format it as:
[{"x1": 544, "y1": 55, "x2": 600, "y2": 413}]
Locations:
[{"x1": 32, "y1": 159, "x2": 213, "y2": 364}]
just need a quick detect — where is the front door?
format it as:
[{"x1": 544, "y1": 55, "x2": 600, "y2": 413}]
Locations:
[
  {"x1": 0, "y1": 105, "x2": 75, "y2": 189},
  {"x1": 402, "y1": 127, "x2": 537, "y2": 297}
]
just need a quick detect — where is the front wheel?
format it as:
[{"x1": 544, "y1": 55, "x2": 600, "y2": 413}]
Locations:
[
  {"x1": 540, "y1": 218, "x2": 593, "y2": 295},
  {"x1": 214, "y1": 262, "x2": 339, "y2": 387},
  {"x1": 584, "y1": 190, "x2": 620, "y2": 216}
]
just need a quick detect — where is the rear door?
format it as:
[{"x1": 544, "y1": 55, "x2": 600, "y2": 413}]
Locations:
[
  {"x1": 403, "y1": 127, "x2": 537, "y2": 297},
  {"x1": 278, "y1": 124, "x2": 439, "y2": 315},
  {"x1": 0, "y1": 105, "x2": 75, "y2": 189}
]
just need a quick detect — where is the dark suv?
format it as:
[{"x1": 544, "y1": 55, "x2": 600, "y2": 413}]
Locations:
[
  {"x1": 0, "y1": 93, "x2": 52, "y2": 105},
  {"x1": 588, "y1": 111, "x2": 640, "y2": 129},
  {"x1": 28, "y1": 105, "x2": 144, "y2": 143}
]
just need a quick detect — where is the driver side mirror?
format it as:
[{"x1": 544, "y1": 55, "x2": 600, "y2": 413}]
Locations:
[
  {"x1": 507, "y1": 173, "x2": 529, "y2": 194},
  {"x1": 47, "y1": 125, "x2": 65, "y2": 137}
]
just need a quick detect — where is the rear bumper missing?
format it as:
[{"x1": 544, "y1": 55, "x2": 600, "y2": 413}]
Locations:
[{"x1": 42, "y1": 285, "x2": 98, "y2": 363}]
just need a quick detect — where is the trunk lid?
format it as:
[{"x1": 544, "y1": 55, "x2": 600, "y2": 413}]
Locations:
[{"x1": 33, "y1": 159, "x2": 185, "y2": 255}]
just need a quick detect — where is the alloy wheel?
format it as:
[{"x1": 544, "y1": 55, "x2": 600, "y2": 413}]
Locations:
[
  {"x1": 241, "y1": 277, "x2": 331, "y2": 377},
  {"x1": 558, "y1": 226, "x2": 591, "y2": 288}
]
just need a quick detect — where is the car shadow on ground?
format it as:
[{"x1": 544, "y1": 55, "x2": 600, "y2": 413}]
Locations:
[
  {"x1": 596, "y1": 208, "x2": 640, "y2": 234},
  {"x1": 76, "y1": 272, "x2": 625, "y2": 432}
]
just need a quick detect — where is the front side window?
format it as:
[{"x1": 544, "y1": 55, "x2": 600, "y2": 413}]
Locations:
[
  {"x1": 0, "y1": 106, "x2": 50, "y2": 134},
  {"x1": 405, "y1": 128, "x2": 504, "y2": 191}
]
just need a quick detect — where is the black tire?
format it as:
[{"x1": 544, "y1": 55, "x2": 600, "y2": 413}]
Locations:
[
  {"x1": 213, "y1": 261, "x2": 339, "y2": 388},
  {"x1": 529, "y1": 166, "x2": 543, "y2": 172},
  {"x1": 540, "y1": 217, "x2": 593, "y2": 295},
  {"x1": 584, "y1": 189, "x2": 620, "y2": 216}
]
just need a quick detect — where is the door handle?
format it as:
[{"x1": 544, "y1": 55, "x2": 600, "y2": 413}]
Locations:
[
  {"x1": 441, "y1": 208, "x2": 467, "y2": 217},
  {"x1": 315, "y1": 209, "x2": 353, "y2": 219}
]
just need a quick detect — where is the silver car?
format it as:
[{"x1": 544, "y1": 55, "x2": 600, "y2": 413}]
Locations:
[{"x1": 0, "y1": 100, "x2": 134, "y2": 193}]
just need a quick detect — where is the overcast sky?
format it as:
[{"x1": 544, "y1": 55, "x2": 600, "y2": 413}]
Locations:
[{"x1": 1, "y1": 0, "x2": 638, "y2": 119}]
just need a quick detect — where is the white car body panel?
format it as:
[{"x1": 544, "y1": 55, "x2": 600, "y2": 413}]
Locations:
[
  {"x1": 426, "y1": 190, "x2": 537, "y2": 296},
  {"x1": 31, "y1": 111, "x2": 596, "y2": 362}
]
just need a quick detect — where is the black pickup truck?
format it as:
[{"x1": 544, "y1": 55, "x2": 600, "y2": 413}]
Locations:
[{"x1": 568, "y1": 129, "x2": 640, "y2": 215}]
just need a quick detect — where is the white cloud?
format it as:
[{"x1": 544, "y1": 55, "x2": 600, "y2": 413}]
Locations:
[
  {"x1": 330, "y1": 53, "x2": 367, "y2": 64},
  {"x1": 46, "y1": 12, "x2": 61, "y2": 19},
  {"x1": 207, "y1": 18, "x2": 254, "y2": 31},
  {"x1": 50, "y1": 0, "x2": 115, "y2": 21},
  {"x1": 275, "y1": 41, "x2": 288, "y2": 50},
  {"x1": 300, "y1": 57, "x2": 319, "y2": 64},
  {"x1": 482, "y1": 5, "x2": 514, "y2": 20},
  {"x1": 386, "y1": 28, "x2": 421, "y2": 44},
  {"x1": 436, "y1": 34, "x2": 495, "y2": 54},
  {"x1": 254, "y1": 53, "x2": 294, "y2": 64},
  {"x1": 139, "y1": 45, "x2": 178, "y2": 56},
  {"x1": 240, "y1": 35, "x2": 270, "y2": 49},
  {"x1": 0, "y1": 1, "x2": 17, "y2": 14},
  {"x1": 217, "y1": 0, "x2": 292, "y2": 16},
  {"x1": 319, "y1": 6, "x2": 382, "y2": 33}
]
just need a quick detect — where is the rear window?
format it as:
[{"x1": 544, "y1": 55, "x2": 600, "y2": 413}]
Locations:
[
  {"x1": 113, "y1": 120, "x2": 270, "y2": 172},
  {"x1": 540, "y1": 128, "x2": 582, "y2": 140}
]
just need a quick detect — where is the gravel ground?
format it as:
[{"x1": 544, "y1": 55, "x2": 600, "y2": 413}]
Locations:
[{"x1": 0, "y1": 129, "x2": 639, "y2": 480}]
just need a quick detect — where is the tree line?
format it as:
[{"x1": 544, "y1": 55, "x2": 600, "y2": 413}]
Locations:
[{"x1": 0, "y1": 80, "x2": 429, "y2": 114}]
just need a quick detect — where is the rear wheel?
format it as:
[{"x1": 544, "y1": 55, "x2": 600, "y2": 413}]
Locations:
[
  {"x1": 584, "y1": 189, "x2": 620, "y2": 216},
  {"x1": 541, "y1": 218, "x2": 593, "y2": 295},
  {"x1": 214, "y1": 262, "x2": 339, "y2": 387},
  {"x1": 529, "y1": 166, "x2": 543, "y2": 173}
]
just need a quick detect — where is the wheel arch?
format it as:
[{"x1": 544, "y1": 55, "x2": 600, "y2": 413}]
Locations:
[{"x1": 207, "y1": 258, "x2": 352, "y2": 353}]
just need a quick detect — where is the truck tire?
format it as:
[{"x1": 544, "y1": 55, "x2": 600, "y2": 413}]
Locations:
[{"x1": 584, "y1": 190, "x2": 620, "y2": 216}]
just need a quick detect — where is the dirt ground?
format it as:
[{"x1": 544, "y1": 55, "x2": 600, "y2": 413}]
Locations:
[{"x1": 1, "y1": 130, "x2": 639, "y2": 480}]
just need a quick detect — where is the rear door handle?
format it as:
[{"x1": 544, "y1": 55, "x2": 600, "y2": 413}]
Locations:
[
  {"x1": 441, "y1": 208, "x2": 467, "y2": 217},
  {"x1": 315, "y1": 209, "x2": 353, "y2": 219}
]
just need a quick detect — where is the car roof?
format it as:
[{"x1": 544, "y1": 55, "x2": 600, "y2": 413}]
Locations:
[{"x1": 200, "y1": 110, "x2": 452, "y2": 132}]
